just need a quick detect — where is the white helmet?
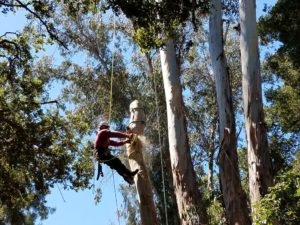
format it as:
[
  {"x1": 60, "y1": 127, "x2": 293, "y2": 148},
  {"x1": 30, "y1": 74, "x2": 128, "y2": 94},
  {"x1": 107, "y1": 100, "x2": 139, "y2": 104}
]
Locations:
[{"x1": 99, "y1": 121, "x2": 109, "y2": 129}]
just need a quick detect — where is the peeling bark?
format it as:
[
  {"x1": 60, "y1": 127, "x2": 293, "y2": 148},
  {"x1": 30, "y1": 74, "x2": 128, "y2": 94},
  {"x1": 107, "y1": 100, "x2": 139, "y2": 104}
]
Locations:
[
  {"x1": 160, "y1": 39, "x2": 208, "y2": 225},
  {"x1": 239, "y1": 0, "x2": 273, "y2": 210},
  {"x1": 209, "y1": 0, "x2": 251, "y2": 224},
  {"x1": 207, "y1": 114, "x2": 217, "y2": 192}
]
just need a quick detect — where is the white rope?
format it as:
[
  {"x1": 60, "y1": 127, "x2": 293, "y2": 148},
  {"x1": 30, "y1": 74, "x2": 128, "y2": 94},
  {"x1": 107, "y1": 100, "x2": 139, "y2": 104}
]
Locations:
[{"x1": 153, "y1": 66, "x2": 169, "y2": 225}]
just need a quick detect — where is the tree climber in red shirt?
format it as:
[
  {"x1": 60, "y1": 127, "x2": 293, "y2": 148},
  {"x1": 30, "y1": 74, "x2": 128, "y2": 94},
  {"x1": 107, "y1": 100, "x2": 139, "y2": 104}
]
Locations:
[{"x1": 94, "y1": 121, "x2": 138, "y2": 185}]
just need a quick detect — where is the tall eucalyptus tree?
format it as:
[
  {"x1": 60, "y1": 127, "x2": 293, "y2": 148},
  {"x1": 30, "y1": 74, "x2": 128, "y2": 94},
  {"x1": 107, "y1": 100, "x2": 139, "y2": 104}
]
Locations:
[
  {"x1": 105, "y1": 1, "x2": 210, "y2": 223},
  {"x1": 239, "y1": 0, "x2": 273, "y2": 210},
  {"x1": 208, "y1": 0, "x2": 251, "y2": 224}
]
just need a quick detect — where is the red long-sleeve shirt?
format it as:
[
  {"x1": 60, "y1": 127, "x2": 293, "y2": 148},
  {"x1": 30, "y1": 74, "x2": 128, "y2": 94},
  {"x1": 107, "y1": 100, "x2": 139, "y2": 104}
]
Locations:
[{"x1": 94, "y1": 129, "x2": 129, "y2": 149}]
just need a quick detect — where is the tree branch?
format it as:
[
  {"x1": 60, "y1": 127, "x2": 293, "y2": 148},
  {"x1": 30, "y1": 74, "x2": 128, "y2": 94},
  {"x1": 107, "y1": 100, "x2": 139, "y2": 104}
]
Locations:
[
  {"x1": 38, "y1": 100, "x2": 59, "y2": 105},
  {"x1": 0, "y1": 39, "x2": 22, "y2": 60},
  {"x1": 0, "y1": 1, "x2": 23, "y2": 8},
  {"x1": 0, "y1": 32, "x2": 19, "y2": 38},
  {"x1": 14, "y1": 0, "x2": 68, "y2": 49}
]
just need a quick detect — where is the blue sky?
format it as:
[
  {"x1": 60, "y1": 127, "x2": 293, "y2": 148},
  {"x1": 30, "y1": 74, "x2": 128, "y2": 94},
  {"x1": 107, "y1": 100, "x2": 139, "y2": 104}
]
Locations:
[{"x1": 0, "y1": 1, "x2": 277, "y2": 225}]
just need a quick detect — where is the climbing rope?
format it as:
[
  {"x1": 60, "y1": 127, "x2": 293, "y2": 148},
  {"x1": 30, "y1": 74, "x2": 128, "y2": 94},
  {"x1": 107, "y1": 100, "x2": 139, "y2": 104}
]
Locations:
[
  {"x1": 56, "y1": 183, "x2": 66, "y2": 203},
  {"x1": 112, "y1": 170, "x2": 121, "y2": 225},
  {"x1": 95, "y1": 4, "x2": 121, "y2": 223},
  {"x1": 108, "y1": 13, "x2": 121, "y2": 225},
  {"x1": 153, "y1": 66, "x2": 169, "y2": 225},
  {"x1": 108, "y1": 13, "x2": 116, "y2": 124}
]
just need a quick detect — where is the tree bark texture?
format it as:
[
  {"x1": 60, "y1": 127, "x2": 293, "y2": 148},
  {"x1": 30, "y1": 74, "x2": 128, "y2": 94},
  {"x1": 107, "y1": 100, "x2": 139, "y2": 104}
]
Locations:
[
  {"x1": 207, "y1": 114, "x2": 217, "y2": 192},
  {"x1": 239, "y1": 0, "x2": 273, "y2": 209},
  {"x1": 209, "y1": 0, "x2": 252, "y2": 224},
  {"x1": 126, "y1": 100, "x2": 158, "y2": 225},
  {"x1": 160, "y1": 39, "x2": 208, "y2": 225},
  {"x1": 209, "y1": 0, "x2": 251, "y2": 225}
]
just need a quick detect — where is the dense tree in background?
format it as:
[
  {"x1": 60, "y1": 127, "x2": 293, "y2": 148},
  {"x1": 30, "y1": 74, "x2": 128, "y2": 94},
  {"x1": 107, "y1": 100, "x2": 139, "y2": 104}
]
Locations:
[
  {"x1": 259, "y1": 0, "x2": 300, "y2": 136},
  {"x1": 0, "y1": 31, "x2": 93, "y2": 224},
  {"x1": 252, "y1": 153, "x2": 300, "y2": 225},
  {"x1": 52, "y1": 4, "x2": 131, "y2": 127},
  {"x1": 259, "y1": 0, "x2": 300, "y2": 68},
  {"x1": 0, "y1": 1, "x2": 97, "y2": 223},
  {"x1": 249, "y1": 1, "x2": 300, "y2": 223},
  {"x1": 263, "y1": 54, "x2": 300, "y2": 177},
  {"x1": 0, "y1": 0, "x2": 67, "y2": 50},
  {"x1": 257, "y1": 2, "x2": 300, "y2": 208}
]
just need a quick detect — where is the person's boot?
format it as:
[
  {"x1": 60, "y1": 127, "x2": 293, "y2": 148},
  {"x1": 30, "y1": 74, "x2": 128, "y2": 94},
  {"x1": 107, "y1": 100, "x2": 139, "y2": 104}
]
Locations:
[
  {"x1": 122, "y1": 173, "x2": 134, "y2": 185},
  {"x1": 129, "y1": 169, "x2": 139, "y2": 177},
  {"x1": 122, "y1": 169, "x2": 138, "y2": 185}
]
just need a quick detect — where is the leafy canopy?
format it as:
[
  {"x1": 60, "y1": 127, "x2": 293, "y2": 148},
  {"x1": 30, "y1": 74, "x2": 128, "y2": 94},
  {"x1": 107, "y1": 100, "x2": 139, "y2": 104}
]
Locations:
[
  {"x1": 106, "y1": 0, "x2": 209, "y2": 51},
  {"x1": 253, "y1": 162, "x2": 300, "y2": 225}
]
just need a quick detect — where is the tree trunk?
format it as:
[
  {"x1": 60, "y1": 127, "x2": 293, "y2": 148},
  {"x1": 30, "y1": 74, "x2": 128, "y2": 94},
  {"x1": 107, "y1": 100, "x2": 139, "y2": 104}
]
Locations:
[
  {"x1": 145, "y1": 54, "x2": 181, "y2": 225},
  {"x1": 207, "y1": 114, "x2": 217, "y2": 193},
  {"x1": 160, "y1": 39, "x2": 208, "y2": 225},
  {"x1": 126, "y1": 100, "x2": 158, "y2": 225},
  {"x1": 209, "y1": 0, "x2": 252, "y2": 224},
  {"x1": 239, "y1": 0, "x2": 273, "y2": 209}
]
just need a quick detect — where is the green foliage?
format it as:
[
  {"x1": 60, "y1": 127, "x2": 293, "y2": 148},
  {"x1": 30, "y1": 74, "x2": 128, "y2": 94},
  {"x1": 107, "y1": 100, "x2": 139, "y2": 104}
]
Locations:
[
  {"x1": 259, "y1": 0, "x2": 300, "y2": 182},
  {"x1": 0, "y1": 66, "x2": 94, "y2": 224},
  {"x1": 207, "y1": 198, "x2": 226, "y2": 225},
  {"x1": 259, "y1": 0, "x2": 300, "y2": 133},
  {"x1": 120, "y1": 185, "x2": 140, "y2": 225},
  {"x1": 57, "y1": 0, "x2": 101, "y2": 17},
  {"x1": 133, "y1": 26, "x2": 164, "y2": 53},
  {"x1": 0, "y1": 31, "x2": 31, "y2": 67},
  {"x1": 0, "y1": 5, "x2": 97, "y2": 221},
  {"x1": 264, "y1": 54, "x2": 300, "y2": 133},
  {"x1": 51, "y1": 8, "x2": 133, "y2": 128},
  {"x1": 106, "y1": 0, "x2": 209, "y2": 51},
  {"x1": 93, "y1": 187, "x2": 102, "y2": 205},
  {"x1": 253, "y1": 170, "x2": 300, "y2": 225},
  {"x1": 0, "y1": 0, "x2": 67, "y2": 48},
  {"x1": 258, "y1": 0, "x2": 300, "y2": 67},
  {"x1": 237, "y1": 147, "x2": 250, "y2": 196},
  {"x1": 262, "y1": 54, "x2": 299, "y2": 178}
]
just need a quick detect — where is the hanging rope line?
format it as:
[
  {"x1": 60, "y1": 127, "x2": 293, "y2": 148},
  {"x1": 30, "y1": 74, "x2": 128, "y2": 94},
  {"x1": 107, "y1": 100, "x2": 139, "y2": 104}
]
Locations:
[
  {"x1": 108, "y1": 13, "x2": 121, "y2": 225},
  {"x1": 153, "y1": 67, "x2": 169, "y2": 225},
  {"x1": 112, "y1": 170, "x2": 121, "y2": 225},
  {"x1": 93, "y1": 0, "x2": 104, "y2": 196},
  {"x1": 56, "y1": 183, "x2": 66, "y2": 203},
  {"x1": 108, "y1": 13, "x2": 116, "y2": 124}
]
